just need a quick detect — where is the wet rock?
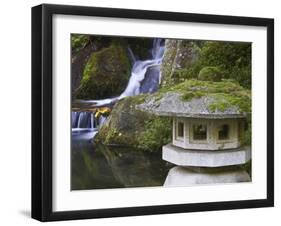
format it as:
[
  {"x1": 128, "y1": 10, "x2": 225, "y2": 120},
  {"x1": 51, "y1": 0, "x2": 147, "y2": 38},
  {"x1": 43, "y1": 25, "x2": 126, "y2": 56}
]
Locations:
[
  {"x1": 95, "y1": 95, "x2": 151, "y2": 147},
  {"x1": 95, "y1": 95, "x2": 172, "y2": 151},
  {"x1": 75, "y1": 42, "x2": 131, "y2": 100}
]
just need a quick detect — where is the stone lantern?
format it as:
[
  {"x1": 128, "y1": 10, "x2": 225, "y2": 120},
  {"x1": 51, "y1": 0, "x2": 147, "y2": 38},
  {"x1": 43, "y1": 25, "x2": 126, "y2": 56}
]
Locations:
[{"x1": 137, "y1": 92, "x2": 251, "y2": 186}]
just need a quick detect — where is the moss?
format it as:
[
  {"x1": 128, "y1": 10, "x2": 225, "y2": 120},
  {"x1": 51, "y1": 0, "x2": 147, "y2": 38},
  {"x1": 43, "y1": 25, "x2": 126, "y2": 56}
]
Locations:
[
  {"x1": 71, "y1": 34, "x2": 89, "y2": 53},
  {"x1": 208, "y1": 92, "x2": 251, "y2": 113},
  {"x1": 157, "y1": 79, "x2": 251, "y2": 113},
  {"x1": 75, "y1": 41, "x2": 131, "y2": 99},
  {"x1": 181, "y1": 91, "x2": 205, "y2": 101},
  {"x1": 198, "y1": 66, "x2": 223, "y2": 82}
]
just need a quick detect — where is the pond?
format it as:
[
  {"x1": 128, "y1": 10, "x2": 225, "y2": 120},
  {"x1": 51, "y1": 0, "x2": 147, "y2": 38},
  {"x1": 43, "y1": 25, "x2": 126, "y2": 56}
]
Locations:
[{"x1": 71, "y1": 130, "x2": 173, "y2": 190}]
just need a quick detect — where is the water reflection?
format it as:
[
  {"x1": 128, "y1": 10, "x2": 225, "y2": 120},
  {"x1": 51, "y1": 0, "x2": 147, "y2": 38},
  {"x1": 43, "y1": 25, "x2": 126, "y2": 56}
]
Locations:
[{"x1": 71, "y1": 131, "x2": 172, "y2": 190}]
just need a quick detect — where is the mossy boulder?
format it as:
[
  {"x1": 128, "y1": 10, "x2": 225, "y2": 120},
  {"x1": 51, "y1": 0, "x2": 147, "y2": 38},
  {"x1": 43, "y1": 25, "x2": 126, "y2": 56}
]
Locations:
[
  {"x1": 95, "y1": 95, "x2": 172, "y2": 152},
  {"x1": 71, "y1": 35, "x2": 117, "y2": 98},
  {"x1": 75, "y1": 42, "x2": 131, "y2": 100},
  {"x1": 198, "y1": 66, "x2": 223, "y2": 82}
]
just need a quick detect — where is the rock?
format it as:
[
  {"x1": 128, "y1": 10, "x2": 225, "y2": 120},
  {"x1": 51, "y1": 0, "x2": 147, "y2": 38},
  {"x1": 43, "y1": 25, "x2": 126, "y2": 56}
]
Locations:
[
  {"x1": 95, "y1": 95, "x2": 172, "y2": 151},
  {"x1": 75, "y1": 42, "x2": 131, "y2": 100},
  {"x1": 160, "y1": 40, "x2": 178, "y2": 85},
  {"x1": 162, "y1": 143, "x2": 251, "y2": 167},
  {"x1": 71, "y1": 36, "x2": 113, "y2": 98},
  {"x1": 137, "y1": 93, "x2": 244, "y2": 119},
  {"x1": 95, "y1": 95, "x2": 151, "y2": 146},
  {"x1": 164, "y1": 166, "x2": 251, "y2": 186},
  {"x1": 140, "y1": 66, "x2": 160, "y2": 93},
  {"x1": 161, "y1": 40, "x2": 199, "y2": 86}
]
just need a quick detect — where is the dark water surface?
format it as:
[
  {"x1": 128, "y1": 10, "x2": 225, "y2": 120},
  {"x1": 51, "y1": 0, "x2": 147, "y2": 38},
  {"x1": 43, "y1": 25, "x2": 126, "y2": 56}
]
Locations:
[{"x1": 71, "y1": 130, "x2": 173, "y2": 190}]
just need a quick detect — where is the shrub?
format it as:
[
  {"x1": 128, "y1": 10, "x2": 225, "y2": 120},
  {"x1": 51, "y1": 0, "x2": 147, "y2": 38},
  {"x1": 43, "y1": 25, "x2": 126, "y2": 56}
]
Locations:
[{"x1": 198, "y1": 66, "x2": 223, "y2": 82}]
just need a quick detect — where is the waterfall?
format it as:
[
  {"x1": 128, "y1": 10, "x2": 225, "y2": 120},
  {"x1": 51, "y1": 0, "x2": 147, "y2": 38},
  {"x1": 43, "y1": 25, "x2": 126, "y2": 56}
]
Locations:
[
  {"x1": 114, "y1": 38, "x2": 164, "y2": 99},
  {"x1": 72, "y1": 38, "x2": 165, "y2": 132},
  {"x1": 72, "y1": 111, "x2": 100, "y2": 131}
]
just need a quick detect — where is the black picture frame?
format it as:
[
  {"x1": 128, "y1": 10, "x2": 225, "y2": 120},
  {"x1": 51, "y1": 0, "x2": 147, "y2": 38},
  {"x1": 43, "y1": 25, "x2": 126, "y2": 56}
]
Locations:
[{"x1": 31, "y1": 3, "x2": 274, "y2": 222}]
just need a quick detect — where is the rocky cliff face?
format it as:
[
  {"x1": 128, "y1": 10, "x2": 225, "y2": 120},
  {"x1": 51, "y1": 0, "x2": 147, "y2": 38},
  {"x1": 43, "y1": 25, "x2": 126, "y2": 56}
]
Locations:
[{"x1": 161, "y1": 40, "x2": 199, "y2": 86}]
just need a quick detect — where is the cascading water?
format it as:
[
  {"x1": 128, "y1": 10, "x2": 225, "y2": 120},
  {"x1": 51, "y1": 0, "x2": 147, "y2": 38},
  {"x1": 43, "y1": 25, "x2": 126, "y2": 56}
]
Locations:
[
  {"x1": 72, "y1": 112, "x2": 96, "y2": 130},
  {"x1": 119, "y1": 39, "x2": 165, "y2": 98},
  {"x1": 72, "y1": 38, "x2": 165, "y2": 139}
]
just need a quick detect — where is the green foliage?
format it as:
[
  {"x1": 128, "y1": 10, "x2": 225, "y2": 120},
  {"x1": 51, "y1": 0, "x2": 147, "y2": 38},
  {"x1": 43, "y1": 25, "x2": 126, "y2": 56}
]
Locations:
[
  {"x1": 71, "y1": 34, "x2": 89, "y2": 53},
  {"x1": 229, "y1": 64, "x2": 251, "y2": 89},
  {"x1": 167, "y1": 41, "x2": 252, "y2": 88},
  {"x1": 198, "y1": 66, "x2": 223, "y2": 82},
  {"x1": 199, "y1": 41, "x2": 251, "y2": 88},
  {"x1": 172, "y1": 67, "x2": 200, "y2": 83},
  {"x1": 137, "y1": 117, "x2": 172, "y2": 152}
]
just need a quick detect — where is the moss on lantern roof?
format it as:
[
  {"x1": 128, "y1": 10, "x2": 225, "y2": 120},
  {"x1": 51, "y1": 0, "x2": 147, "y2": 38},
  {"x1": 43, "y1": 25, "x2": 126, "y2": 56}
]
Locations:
[{"x1": 137, "y1": 79, "x2": 251, "y2": 118}]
